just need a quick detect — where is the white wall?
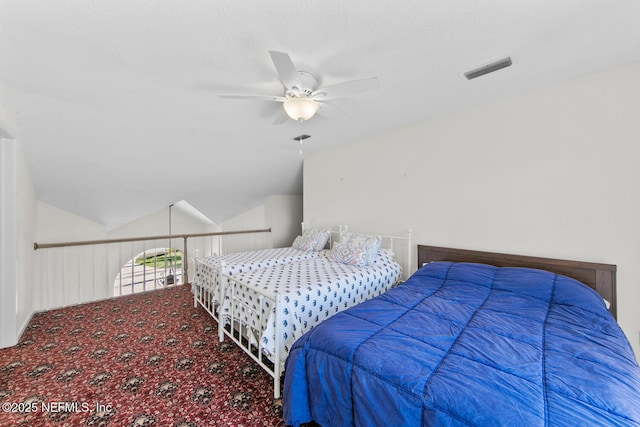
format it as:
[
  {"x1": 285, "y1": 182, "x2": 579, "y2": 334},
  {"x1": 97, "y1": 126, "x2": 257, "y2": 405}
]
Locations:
[
  {"x1": 222, "y1": 204, "x2": 267, "y2": 230},
  {"x1": 1, "y1": 138, "x2": 37, "y2": 348},
  {"x1": 0, "y1": 137, "x2": 19, "y2": 348},
  {"x1": 221, "y1": 195, "x2": 303, "y2": 250},
  {"x1": 34, "y1": 202, "x2": 108, "y2": 310},
  {"x1": 265, "y1": 195, "x2": 303, "y2": 248},
  {"x1": 36, "y1": 201, "x2": 107, "y2": 243},
  {"x1": 108, "y1": 204, "x2": 217, "y2": 240},
  {"x1": 304, "y1": 61, "x2": 640, "y2": 358},
  {"x1": 16, "y1": 140, "x2": 37, "y2": 338}
]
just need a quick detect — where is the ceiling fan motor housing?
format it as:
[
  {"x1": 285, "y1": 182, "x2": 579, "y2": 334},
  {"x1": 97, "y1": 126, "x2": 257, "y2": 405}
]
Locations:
[{"x1": 288, "y1": 71, "x2": 318, "y2": 97}]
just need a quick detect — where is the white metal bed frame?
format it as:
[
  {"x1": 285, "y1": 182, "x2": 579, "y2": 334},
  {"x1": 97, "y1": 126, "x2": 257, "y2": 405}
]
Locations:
[{"x1": 194, "y1": 228, "x2": 412, "y2": 398}]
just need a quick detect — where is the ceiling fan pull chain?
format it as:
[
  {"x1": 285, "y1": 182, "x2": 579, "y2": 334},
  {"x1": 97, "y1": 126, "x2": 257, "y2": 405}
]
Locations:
[
  {"x1": 168, "y1": 204, "x2": 173, "y2": 247},
  {"x1": 299, "y1": 121, "x2": 304, "y2": 156}
]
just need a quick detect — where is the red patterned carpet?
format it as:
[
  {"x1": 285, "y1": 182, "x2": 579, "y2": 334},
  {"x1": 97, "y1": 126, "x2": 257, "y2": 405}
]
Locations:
[{"x1": 0, "y1": 284, "x2": 285, "y2": 427}]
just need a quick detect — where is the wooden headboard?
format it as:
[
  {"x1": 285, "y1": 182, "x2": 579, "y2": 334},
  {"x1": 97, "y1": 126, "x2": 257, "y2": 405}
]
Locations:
[{"x1": 417, "y1": 245, "x2": 617, "y2": 319}]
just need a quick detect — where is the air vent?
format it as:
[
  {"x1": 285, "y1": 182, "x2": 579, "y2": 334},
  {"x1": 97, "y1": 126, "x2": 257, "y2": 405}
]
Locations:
[
  {"x1": 293, "y1": 134, "x2": 311, "y2": 142},
  {"x1": 464, "y1": 57, "x2": 512, "y2": 80}
]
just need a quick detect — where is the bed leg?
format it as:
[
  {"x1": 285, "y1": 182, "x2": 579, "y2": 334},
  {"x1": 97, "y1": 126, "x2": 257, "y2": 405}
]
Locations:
[
  {"x1": 273, "y1": 293, "x2": 282, "y2": 399},
  {"x1": 274, "y1": 376, "x2": 281, "y2": 399},
  {"x1": 219, "y1": 270, "x2": 226, "y2": 343}
]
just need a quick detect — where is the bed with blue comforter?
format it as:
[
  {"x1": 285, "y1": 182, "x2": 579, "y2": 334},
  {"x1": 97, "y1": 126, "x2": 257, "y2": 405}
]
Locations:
[{"x1": 283, "y1": 252, "x2": 640, "y2": 426}]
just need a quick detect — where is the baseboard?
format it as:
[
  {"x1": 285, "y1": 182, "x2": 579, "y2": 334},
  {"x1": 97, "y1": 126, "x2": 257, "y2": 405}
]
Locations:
[
  {"x1": 0, "y1": 310, "x2": 34, "y2": 349},
  {"x1": 16, "y1": 310, "x2": 35, "y2": 344}
]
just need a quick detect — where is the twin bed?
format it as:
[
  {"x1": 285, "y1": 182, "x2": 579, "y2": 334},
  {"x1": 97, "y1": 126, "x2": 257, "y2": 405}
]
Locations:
[
  {"x1": 192, "y1": 227, "x2": 411, "y2": 398},
  {"x1": 283, "y1": 245, "x2": 640, "y2": 426}
]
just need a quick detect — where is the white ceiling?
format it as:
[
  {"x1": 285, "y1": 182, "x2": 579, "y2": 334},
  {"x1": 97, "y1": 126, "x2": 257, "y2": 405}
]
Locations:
[{"x1": 1, "y1": 1, "x2": 639, "y2": 229}]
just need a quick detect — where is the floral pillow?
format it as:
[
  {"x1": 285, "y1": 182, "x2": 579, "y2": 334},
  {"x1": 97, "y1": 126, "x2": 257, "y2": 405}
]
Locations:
[
  {"x1": 339, "y1": 232, "x2": 382, "y2": 265},
  {"x1": 302, "y1": 228, "x2": 331, "y2": 251},
  {"x1": 330, "y1": 242, "x2": 368, "y2": 267},
  {"x1": 292, "y1": 229, "x2": 331, "y2": 252},
  {"x1": 291, "y1": 235, "x2": 316, "y2": 252}
]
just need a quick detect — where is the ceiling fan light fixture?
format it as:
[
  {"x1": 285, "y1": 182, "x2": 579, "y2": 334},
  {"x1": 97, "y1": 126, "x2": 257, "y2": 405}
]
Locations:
[{"x1": 283, "y1": 97, "x2": 319, "y2": 122}]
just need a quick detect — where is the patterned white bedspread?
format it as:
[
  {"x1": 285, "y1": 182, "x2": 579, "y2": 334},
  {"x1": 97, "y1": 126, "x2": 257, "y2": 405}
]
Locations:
[
  {"x1": 219, "y1": 251, "x2": 402, "y2": 366},
  {"x1": 193, "y1": 247, "x2": 323, "y2": 301}
]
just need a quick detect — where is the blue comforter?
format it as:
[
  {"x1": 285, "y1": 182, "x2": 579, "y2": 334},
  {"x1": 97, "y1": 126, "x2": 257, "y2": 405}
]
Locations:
[{"x1": 283, "y1": 262, "x2": 640, "y2": 426}]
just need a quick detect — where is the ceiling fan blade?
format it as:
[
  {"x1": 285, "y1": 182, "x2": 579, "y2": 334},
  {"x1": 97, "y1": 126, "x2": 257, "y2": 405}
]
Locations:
[
  {"x1": 269, "y1": 51, "x2": 303, "y2": 92},
  {"x1": 219, "y1": 94, "x2": 285, "y2": 102},
  {"x1": 312, "y1": 77, "x2": 379, "y2": 100},
  {"x1": 316, "y1": 101, "x2": 351, "y2": 120}
]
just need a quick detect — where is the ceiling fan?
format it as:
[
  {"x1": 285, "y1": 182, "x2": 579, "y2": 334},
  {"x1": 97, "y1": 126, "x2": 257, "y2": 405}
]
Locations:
[{"x1": 219, "y1": 51, "x2": 379, "y2": 124}]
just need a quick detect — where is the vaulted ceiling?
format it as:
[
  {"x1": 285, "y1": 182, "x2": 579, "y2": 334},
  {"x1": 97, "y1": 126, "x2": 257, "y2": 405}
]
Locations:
[{"x1": 1, "y1": 1, "x2": 639, "y2": 229}]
